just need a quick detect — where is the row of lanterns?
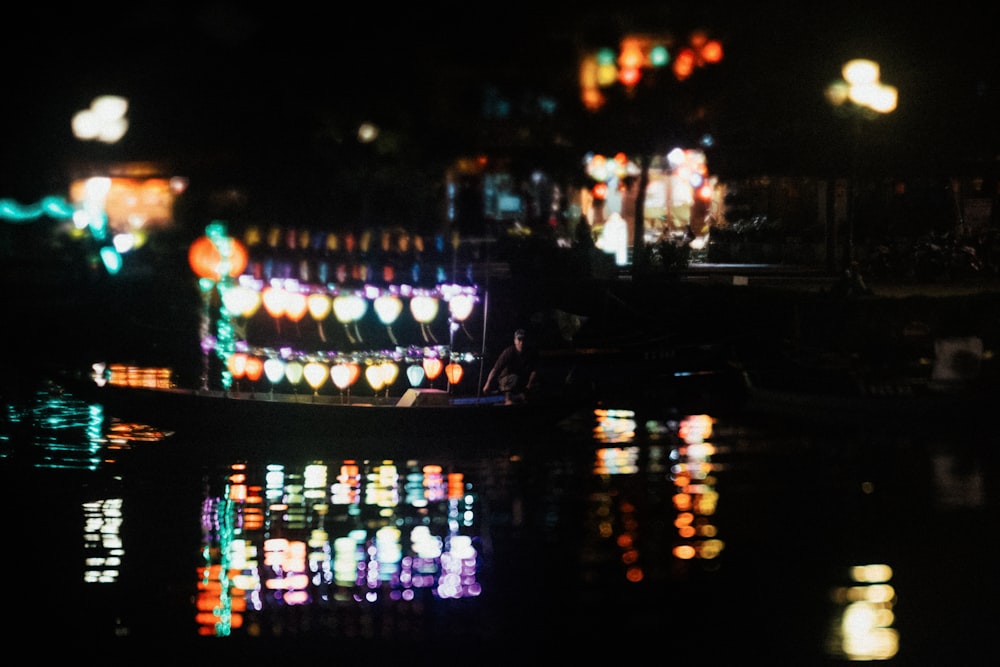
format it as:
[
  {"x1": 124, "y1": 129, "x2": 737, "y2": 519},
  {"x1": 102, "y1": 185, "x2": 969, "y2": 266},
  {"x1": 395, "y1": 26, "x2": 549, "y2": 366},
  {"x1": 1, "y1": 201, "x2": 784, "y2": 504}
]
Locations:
[
  {"x1": 227, "y1": 350, "x2": 467, "y2": 393},
  {"x1": 220, "y1": 277, "x2": 477, "y2": 324}
]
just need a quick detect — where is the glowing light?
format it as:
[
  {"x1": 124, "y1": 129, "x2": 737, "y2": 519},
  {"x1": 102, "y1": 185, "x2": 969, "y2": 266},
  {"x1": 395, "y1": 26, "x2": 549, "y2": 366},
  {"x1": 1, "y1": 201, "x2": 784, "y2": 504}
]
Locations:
[
  {"x1": 303, "y1": 361, "x2": 329, "y2": 391},
  {"x1": 263, "y1": 358, "x2": 285, "y2": 384},
  {"x1": 406, "y1": 364, "x2": 425, "y2": 386},
  {"x1": 307, "y1": 293, "x2": 332, "y2": 320},
  {"x1": 72, "y1": 95, "x2": 129, "y2": 143},
  {"x1": 422, "y1": 356, "x2": 443, "y2": 380}
]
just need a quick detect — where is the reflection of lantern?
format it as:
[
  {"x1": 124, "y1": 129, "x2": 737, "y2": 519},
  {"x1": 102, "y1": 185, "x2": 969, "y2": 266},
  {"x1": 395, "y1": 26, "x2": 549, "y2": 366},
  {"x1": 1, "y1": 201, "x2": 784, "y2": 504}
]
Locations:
[
  {"x1": 244, "y1": 356, "x2": 264, "y2": 382},
  {"x1": 189, "y1": 235, "x2": 248, "y2": 281},
  {"x1": 445, "y1": 361, "x2": 464, "y2": 385},
  {"x1": 422, "y1": 357, "x2": 443, "y2": 380},
  {"x1": 303, "y1": 361, "x2": 329, "y2": 391},
  {"x1": 406, "y1": 364, "x2": 425, "y2": 387}
]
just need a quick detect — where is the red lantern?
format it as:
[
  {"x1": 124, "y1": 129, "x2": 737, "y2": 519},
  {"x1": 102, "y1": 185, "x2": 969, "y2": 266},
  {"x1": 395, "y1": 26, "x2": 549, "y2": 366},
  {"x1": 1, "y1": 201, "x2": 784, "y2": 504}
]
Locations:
[
  {"x1": 445, "y1": 362, "x2": 464, "y2": 385},
  {"x1": 188, "y1": 235, "x2": 248, "y2": 281}
]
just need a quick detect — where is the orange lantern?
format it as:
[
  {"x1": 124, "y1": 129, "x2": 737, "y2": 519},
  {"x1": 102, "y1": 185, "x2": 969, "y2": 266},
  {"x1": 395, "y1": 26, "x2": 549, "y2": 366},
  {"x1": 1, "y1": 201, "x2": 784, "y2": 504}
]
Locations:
[
  {"x1": 227, "y1": 352, "x2": 248, "y2": 379},
  {"x1": 244, "y1": 356, "x2": 264, "y2": 382},
  {"x1": 445, "y1": 361, "x2": 464, "y2": 385},
  {"x1": 422, "y1": 357, "x2": 443, "y2": 380},
  {"x1": 188, "y1": 235, "x2": 248, "y2": 281}
]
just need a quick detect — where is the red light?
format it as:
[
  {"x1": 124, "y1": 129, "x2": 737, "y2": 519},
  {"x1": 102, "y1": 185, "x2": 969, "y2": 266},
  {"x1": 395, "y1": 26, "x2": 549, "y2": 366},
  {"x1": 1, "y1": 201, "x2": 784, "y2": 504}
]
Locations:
[
  {"x1": 618, "y1": 66, "x2": 641, "y2": 87},
  {"x1": 700, "y1": 40, "x2": 723, "y2": 64},
  {"x1": 592, "y1": 183, "x2": 608, "y2": 200}
]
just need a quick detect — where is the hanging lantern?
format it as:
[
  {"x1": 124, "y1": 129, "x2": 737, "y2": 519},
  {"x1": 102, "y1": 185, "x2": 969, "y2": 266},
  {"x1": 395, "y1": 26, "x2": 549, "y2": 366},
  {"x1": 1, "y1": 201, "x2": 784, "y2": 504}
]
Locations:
[
  {"x1": 188, "y1": 234, "x2": 248, "y2": 282},
  {"x1": 374, "y1": 294, "x2": 403, "y2": 345},
  {"x1": 379, "y1": 360, "x2": 399, "y2": 388},
  {"x1": 307, "y1": 293, "x2": 332, "y2": 320},
  {"x1": 220, "y1": 284, "x2": 261, "y2": 317},
  {"x1": 448, "y1": 293, "x2": 475, "y2": 322},
  {"x1": 406, "y1": 364, "x2": 425, "y2": 387},
  {"x1": 445, "y1": 361, "x2": 464, "y2": 385},
  {"x1": 333, "y1": 293, "x2": 368, "y2": 344},
  {"x1": 244, "y1": 355, "x2": 264, "y2": 382},
  {"x1": 330, "y1": 364, "x2": 360, "y2": 391},
  {"x1": 263, "y1": 358, "x2": 286, "y2": 385},
  {"x1": 284, "y1": 291, "x2": 308, "y2": 322},
  {"x1": 422, "y1": 356, "x2": 443, "y2": 380},
  {"x1": 411, "y1": 294, "x2": 439, "y2": 343},
  {"x1": 262, "y1": 286, "x2": 289, "y2": 319},
  {"x1": 284, "y1": 360, "x2": 304, "y2": 385},
  {"x1": 365, "y1": 364, "x2": 387, "y2": 392},
  {"x1": 303, "y1": 361, "x2": 329, "y2": 392},
  {"x1": 227, "y1": 352, "x2": 248, "y2": 380}
]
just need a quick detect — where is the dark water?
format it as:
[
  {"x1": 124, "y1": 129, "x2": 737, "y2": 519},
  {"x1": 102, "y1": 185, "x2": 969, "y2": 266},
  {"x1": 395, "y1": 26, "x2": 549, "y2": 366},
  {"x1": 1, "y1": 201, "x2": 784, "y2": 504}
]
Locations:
[{"x1": 2, "y1": 375, "x2": 996, "y2": 664}]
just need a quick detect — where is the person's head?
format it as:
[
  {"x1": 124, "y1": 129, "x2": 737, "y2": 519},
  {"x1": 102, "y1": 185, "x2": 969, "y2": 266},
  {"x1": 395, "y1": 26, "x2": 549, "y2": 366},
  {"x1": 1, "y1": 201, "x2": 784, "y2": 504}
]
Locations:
[{"x1": 514, "y1": 329, "x2": 526, "y2": 348}]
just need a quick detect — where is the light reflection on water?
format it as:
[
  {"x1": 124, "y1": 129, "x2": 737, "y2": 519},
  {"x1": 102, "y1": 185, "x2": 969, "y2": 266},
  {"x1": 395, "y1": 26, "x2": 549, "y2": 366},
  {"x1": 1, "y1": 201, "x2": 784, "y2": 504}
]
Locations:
[{"x1": 1, "y1": 379, "x2": 995, "y2": 662}]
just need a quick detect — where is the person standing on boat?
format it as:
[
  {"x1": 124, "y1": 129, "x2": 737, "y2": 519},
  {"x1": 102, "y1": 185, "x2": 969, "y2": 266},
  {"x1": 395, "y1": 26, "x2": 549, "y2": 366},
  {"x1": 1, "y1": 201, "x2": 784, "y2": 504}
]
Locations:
[{"x1": 483, "y1": 329, "x2": 538, "y2": 404}]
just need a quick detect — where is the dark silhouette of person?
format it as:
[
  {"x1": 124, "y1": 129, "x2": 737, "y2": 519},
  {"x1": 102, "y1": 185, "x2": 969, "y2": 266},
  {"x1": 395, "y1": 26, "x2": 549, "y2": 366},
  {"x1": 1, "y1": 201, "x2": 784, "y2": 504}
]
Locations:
[{"x1": 483, "y1": 329, "x2": 539, "y2": 404}]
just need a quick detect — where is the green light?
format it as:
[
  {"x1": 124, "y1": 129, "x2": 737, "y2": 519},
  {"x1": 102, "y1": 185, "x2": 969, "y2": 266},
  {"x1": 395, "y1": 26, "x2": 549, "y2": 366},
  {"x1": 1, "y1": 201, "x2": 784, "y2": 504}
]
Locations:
[
  {"x1": 0, "y1": 195, "x2": 75, "y2": 222},
  {"x1": 649, "y1": 45, "x2": 670, "y2": 67},
  {"x1": 596, "y1": 47, "x2": 616, "y2": 66}
]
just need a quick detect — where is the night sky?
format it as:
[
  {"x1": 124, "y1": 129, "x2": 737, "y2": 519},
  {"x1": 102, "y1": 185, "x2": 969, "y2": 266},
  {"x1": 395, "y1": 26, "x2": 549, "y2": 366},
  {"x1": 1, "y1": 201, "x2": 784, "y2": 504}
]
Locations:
[{"x1": 3, "y1": 2, "x2": 998, "y2": 223}]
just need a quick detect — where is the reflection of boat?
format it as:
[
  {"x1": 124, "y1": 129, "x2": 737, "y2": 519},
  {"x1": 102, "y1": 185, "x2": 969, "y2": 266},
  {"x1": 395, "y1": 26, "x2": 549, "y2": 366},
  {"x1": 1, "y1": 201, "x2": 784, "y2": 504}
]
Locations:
[{"x1": 60, "y1": 368, "x2": 580, "y2": 455}]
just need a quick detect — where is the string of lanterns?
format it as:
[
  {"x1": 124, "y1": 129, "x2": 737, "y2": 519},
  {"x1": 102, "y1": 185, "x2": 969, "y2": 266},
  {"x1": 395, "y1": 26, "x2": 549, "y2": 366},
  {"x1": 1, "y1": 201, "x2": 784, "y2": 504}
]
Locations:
[{"x1": 190, "y1": 222, "x2": 479, "y2": 395}]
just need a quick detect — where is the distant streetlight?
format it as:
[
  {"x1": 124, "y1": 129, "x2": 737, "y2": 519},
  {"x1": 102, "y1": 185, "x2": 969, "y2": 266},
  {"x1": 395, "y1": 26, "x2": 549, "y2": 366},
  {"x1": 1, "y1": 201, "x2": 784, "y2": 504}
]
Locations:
[
  {"x1": 72, "y1": 95, "x2": 129, "y2": 143},
  {"x1": 826, "y1": 59, "x2": 897, "y2": 269}
]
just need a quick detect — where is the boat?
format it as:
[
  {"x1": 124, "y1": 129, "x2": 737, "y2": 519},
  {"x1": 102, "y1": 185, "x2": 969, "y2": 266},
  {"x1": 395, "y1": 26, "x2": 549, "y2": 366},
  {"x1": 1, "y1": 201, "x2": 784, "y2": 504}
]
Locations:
[
  {"x1": 738, "y1": 334, "x2": 1000, "y2": 430},
  {"x1": 58, "y1": 364, "x2": 583, "y2": 458}
]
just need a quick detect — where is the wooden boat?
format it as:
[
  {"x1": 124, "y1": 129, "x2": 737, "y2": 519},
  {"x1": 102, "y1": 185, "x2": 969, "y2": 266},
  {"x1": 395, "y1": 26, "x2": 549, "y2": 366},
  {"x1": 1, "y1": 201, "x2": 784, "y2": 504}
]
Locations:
[{"x1": 58, "y1": 367, "x2": 583, "y2": 457}]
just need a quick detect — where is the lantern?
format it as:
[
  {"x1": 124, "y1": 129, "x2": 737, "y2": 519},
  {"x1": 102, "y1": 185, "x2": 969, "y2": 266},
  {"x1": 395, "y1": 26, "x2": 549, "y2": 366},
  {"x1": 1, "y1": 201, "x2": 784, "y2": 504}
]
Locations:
[
  {"x1": 365, "y1": 364, "x2": 387, "y2": 392},
  {"x1": 331, "y1": 363, "x2": 355, "y2": 390},
  {"x1": 303, "y1": 361, "x2": 329, "y2": 393},
  {"x1": 284, "y1": 360, "x2": 304, "y2": 385},
  {"x1": 411, "y1": 294, "x2": 439, "y2": 343},
  {"x1": 307, "y1": 293, "x2": 332, "y2": 320},
  {"x1": 422, "y1": 356, "x2": 443, "y2": 381},
  {"x1": 262, "y1": 286, "x2": 288, "y2": 319},
  {"x1": 406, "y1": 364, "x2": 425, "y2": 387},
  {"x1": 220, "y1": 284, "x2": 261, "y2": 317},
  {"x1": 227, "y1": 352, "x2": 248, "y2": 380},
  {"x1": 264, "y1": 358, "x2": 285, "y2": 385},
  {"x1": 333, "y1": 293, "x2": 368, "y2": 344},
  {"x1": 284, "y1": 291, "x2": 308, "y2": 322},
  {"x1": 188, "y1": 234, "x2": 248, "y2": 282},
  {"x1": 244, "y1": 356, "x2": 264, "y2": 382},
  {"x1": 374, "y1": 294, "x2": 403, "y2": 345},
  {"x1": 445, "y1": 361, "x2": 464, "y2": 385}
]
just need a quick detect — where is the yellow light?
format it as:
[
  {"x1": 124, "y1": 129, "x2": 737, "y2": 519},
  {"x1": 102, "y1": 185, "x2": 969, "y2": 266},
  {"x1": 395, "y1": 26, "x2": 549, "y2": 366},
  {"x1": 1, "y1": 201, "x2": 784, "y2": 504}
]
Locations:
[
  {"x1": 303, "y1": 361, "x2": 329, "y2": 390},
  {"x1": 333, "y1": 294, "x2": 367, "y2": 323},
  {"x1": 374, "y1": 294, "x2": 403, "y2": 324},
  {"x1": 307, "y1": 293, "x2": 332, "y2": 320},
  {"x1": 410, "y1": 294, "x2": 439, "y2": 324}
]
